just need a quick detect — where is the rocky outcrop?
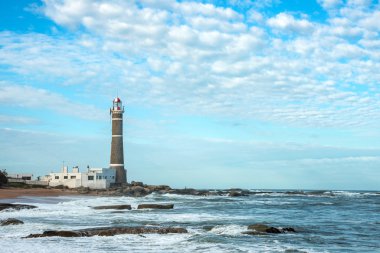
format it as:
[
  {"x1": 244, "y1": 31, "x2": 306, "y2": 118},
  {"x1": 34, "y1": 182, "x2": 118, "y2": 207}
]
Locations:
[
  {"x1": 137, "y1": 204, "x2": 174, "y2": 209},
  {"x1": 244, "y1": 224, "x2": 296, "y2": 235},
  {"x1": 24, "y1": 226, "x2": 188, "y2": 238},
  {"x1": 122, "y1": 186, "x2": 151, "y2": 197},
  {"x1": 99, "y1": 183, "x2": 173, "y2": 197},
  {"x1": 93, "y1": 205, "x2": 131, "y2": 210},
  {"x1": 1, "y1": 218, "x2": 24, "y2": 226},
  {"x1": 79, "y1": 182, "x2": 258, "y2": 197},
  {"x1": 130, "y1": 181, "x2": 144, "y2": 187},
  {"x1": 0, "y1": 203, "x2": 37, "y2": 211},
  {"x1": 282, "y1": 227, "x2": 296, "y2": 232},
  {"x1": 228, "y1": 191, "x2": 249, "y2": 197}
]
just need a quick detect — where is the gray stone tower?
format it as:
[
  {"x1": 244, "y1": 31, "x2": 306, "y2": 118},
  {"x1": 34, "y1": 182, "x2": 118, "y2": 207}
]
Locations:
[{"x1": 110, "y1": 97, "x2": 127, "y2": 184}]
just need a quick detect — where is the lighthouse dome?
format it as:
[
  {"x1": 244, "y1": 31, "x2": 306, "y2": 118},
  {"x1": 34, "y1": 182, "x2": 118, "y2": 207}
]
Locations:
[{"x1": 114, "y1": 97, "x2": 121, "y2": 103}]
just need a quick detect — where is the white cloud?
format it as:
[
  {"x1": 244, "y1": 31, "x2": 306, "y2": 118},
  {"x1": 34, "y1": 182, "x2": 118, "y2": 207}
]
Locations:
[
  {"x1": 0, "y1": 82, "x2": 104, "y2": 120},
  {"x1": 0, "y1": 0, "x2": 378, "y2": 129},
  {"x1": 0, "y1": 115, "x2": 39, "y2": 124},
  {"x1": 359, "y1": 11, "x2": 380, "y2": 31},
  {"x1": 347, "y1": 0, "x2": 372, "y2": 7},
  {"x1": 247, "y1": 9, "x2": 264, "y2": 23},
  {"x1": 318, "y1": 0, "x2": 343, "y2": 9},
  {"x1": 267, "y1": 13, "x2": 314, "y2": 34}
]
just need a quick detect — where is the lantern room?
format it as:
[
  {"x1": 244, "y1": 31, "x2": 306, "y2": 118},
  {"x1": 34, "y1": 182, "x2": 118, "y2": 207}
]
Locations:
[{"x1": 112, "y1": 97, "x2": 123, "y2": 111}]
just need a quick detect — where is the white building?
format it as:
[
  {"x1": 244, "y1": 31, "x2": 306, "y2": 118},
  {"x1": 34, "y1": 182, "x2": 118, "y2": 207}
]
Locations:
[
  {"x1": 48, "y1": 166, "x2": 115, "y2": 189},
  {"x1": 8, "y1": 173, "x2": 33, "y2": 180}
]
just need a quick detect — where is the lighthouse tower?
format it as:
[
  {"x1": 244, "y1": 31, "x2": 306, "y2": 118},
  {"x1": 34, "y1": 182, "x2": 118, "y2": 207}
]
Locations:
[{"x1": 109, "y1": 97, "x2": 127, "y2": 184}]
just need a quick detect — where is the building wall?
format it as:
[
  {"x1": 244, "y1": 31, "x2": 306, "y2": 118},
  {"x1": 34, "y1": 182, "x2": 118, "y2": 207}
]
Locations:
[{"x1": 48, "y1": 168, "x2": 115, "y2": 189}]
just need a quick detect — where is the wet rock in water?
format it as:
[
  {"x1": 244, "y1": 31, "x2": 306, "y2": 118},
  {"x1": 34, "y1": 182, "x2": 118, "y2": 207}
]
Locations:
[
  {"x1": 39, "y1": 230, "x2": 80, "y2": 237},
  {"x1": 228, "y1": 191, "x2": 249, "y2": 197},
  {"x1": 242, "y1": 231, "x2": 264, "y2": 236},
  {"x1": 93, "y1": 205, "x2": 131, "y2": 210},
  {"x1": 282, "y1": 227, "x2": 296, "y2": 233},
  {"x1": 202, "y1": 225, "x2": 215, "y2": 231},
  {"x1": 0, "y1": 203, "x2": 37, "y2": 211},
  {"x1": 247, "y1": 224, "x2": 273, "y2": 233},
  {"x1": 24, "y1": 226, "x2": 188, "y2": 238},
  {"x1": 246, "y1": 224, "x2": 296, "y2": 234},
  {"x1": 1, "y1": 218, "x2": 24, "y2": 226},
  {"x1": 137, "y1": 204, "x2": 174, "y2": 209},
  {"x1": 265, "y1": 227, "x2": 281, "y2": 233}
]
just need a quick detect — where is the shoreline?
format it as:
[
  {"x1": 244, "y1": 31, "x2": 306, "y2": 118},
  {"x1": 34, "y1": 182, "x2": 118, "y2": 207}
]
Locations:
[
  {"x1": 1, "y1": 185, "x2": 377, "y2": 200},
  {"x1": 0, "y1": 187, "x2": 81, "y2": 199}
]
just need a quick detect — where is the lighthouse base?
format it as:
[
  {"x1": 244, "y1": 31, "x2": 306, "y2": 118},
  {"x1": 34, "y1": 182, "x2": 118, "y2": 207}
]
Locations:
[{"x1": 110, "y1": 165, "x2": 127, "y2": 184}]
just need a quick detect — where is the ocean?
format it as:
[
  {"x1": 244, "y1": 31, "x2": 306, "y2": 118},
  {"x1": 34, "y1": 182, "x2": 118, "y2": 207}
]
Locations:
[{"x1": 0, "y1": 190, "x2": 379, "y2": 252}]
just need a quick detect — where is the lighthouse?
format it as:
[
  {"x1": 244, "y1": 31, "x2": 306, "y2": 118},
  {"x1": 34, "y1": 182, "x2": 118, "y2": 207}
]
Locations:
[{"x1": 109, "y1": 97, "x2": 127, "y2": 184}]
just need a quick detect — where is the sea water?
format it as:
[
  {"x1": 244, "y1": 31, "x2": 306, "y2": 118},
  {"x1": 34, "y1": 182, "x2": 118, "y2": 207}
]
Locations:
[{"x1": 0, "y1": 190, "x2": 379, "y2": 252}]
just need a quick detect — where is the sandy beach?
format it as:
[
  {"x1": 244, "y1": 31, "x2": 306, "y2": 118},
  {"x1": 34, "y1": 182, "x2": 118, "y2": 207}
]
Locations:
[{"x1": 0, "y1": 187, "x2": 79, "y2": 199}]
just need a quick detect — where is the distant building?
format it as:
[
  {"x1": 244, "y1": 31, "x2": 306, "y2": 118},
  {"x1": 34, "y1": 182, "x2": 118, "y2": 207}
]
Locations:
[
  {"x1": 47, "y1": 166, "x2": 115, "y2": 189},
  {"x1": 7, "y1": 173, "x2": 33, "y2": 180},
  {"x1": 7, "y1": 173, "x2": 48, "y2": 186}
]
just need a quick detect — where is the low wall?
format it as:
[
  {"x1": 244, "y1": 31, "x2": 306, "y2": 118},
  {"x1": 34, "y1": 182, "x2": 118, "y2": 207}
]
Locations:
[
  {"x1": 8, "y1": 178, "x2": 49, "y2": 186},
  {"x1": 49, "y1": 179, "x2": 81, "y2": 188}
]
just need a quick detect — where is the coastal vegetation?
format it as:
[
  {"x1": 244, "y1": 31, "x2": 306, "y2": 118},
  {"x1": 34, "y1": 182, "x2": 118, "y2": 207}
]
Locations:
[{"x1": 0, "y1": 169, "x2": 8, "y2": 187}]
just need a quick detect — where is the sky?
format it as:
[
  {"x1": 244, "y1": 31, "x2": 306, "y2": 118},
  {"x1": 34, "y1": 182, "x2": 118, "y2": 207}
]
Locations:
[{"x1": 0, "y1": 0, "x2": 379, "y2": 190}]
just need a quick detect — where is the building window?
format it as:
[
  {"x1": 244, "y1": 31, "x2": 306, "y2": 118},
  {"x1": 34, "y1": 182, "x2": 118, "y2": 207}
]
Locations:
[
  {"x1": 88, "y1": 176, "x2": 94, "y2": 180},
  {"x1": 105, "y1": 176, "x2": 107, "y2": 179},
  {"x1": 112, "y1": 176, "x2": 114, "y2": 179},
  {"x1": 70, "y1": 176, "x2": 76, "y2": 179},
  {"x1": 64, "y1": 176, "x2": 68, "y2": 179},
  {"x1": 98, "y1": 176, "x2": 102, "y2": 179},
  {"x1": 55, "y1": 176, "x2": 59, "y2": 179}
]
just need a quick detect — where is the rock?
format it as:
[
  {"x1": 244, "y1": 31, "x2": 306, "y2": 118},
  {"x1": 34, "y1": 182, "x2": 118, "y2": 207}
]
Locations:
[
  {"x1": 122, "y1": 186, "x2": 151, "y2": 197},
  {"x1": 137, "y1": 204, "x2": 174, "y2": 209},
  {"x1": 77, "y1": 187, "x2": 90, "y2": 194},
  {"x1": 130, "y1": 181, "x2": 144, "y2": 187},
  {"x1": 247, "y1": 224, "x2": 273, "y2": 233},
  {"x1": 93, "y1": 205, "x2": 131, "y2": 210},
  {"x1": 146, "y1": 185, "x2": 171, "y2": 191},
  {"x1": 1, "y1": 218, "x2": 24, "y2": 226},
  {"x1": 0, "y1": 203, "x2": 37, "y2": 211},
  {"x1": 40, "y1": 230, "x2": 80, "y2": 237},
  {"x1": 282, "y1": 227, "x2": 296, "y2": 233},
  {"x1": 247, "y1": 224, "x2": 296, "y2": 234},
  {"x1": 202, "y1": 225, "x2": 215, "y2": 231},
  {"x1": 242, "y1": 231, "x2": 264, "y2": 236},
  {"x1": 228, "y1": 189, "x2": 250, "y2": 197},
  {"x1": 265, "y1": 227, "x2": 281, "y2": 233},
  {"x1": 228, "y1": 191, "x2": 244, "y2": 197},
  {"x1": 169, "y1": 188, "x2": 199, "y2": 195},
  {"x1": 24, "y1": 226, "x2": 188, "y2": 238}
]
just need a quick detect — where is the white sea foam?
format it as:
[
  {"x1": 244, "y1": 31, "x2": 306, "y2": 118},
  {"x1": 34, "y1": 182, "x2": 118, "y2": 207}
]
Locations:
[{"x1": 209, "y1": 224, "x2": 247, "y2": 236}]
